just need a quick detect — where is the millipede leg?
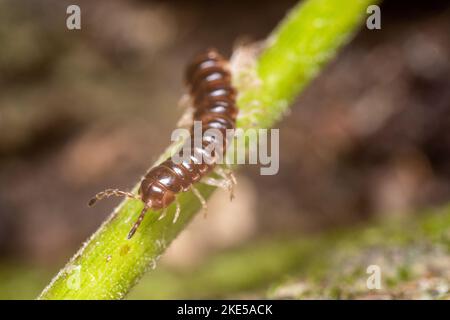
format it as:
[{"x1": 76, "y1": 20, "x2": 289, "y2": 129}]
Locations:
[
  {"x1": 172, "y1": 200, "x2": 181, "y2": 224},
  {"x1": 225, "y1": 169, "x2": 237, "y2": 186},
  {"x1": 88, "y1": 189, "x2": 140, "y2": 206},
  {"x1": 191, "y1": 186, "x2": 208, "y2": 218},
  {"x1": 217, "y1": 166, "x2": 237, "y2": 187},
  {"x1": 158, "y1": 208, "x2": 168, "y2": 221},
  {"x1": 202, "y1": 177, "x2": 235, "y2": 201},
  {"x1": 213, "y1": 166, "x2": 237, "y2": 200}
]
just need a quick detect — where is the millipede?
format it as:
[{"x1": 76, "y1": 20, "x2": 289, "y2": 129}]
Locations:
[{"x1": 89, "y1": 49, "x2": 238, "y2": 239}]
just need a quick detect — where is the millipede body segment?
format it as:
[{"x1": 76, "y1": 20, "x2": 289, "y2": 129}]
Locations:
[{"x1": 89, "y1": 49, "x2": 238, "y2": 239}]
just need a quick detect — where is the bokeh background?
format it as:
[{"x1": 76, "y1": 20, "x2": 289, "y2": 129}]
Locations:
[{"x1": 0, "y1": 0, "x2": 449, "y2": 299}]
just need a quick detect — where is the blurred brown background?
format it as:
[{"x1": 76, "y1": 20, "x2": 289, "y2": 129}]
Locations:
[{"x1": 0, "y1": 0, "x2": 449, "y2": 289}]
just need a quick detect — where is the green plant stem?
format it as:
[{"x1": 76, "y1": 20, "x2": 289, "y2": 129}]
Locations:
[{"x1": 39, "y1": 0, "x2": 375, "y2": 300}]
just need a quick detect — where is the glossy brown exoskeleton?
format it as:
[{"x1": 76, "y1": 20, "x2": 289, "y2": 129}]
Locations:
[{"x1": 89, "y1": 49, "x2": 238, "y2": 239}]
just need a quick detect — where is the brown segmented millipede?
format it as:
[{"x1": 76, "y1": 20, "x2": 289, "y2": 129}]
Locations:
[{"x1": 89, "y1": 49, "x2": 237, "y2": 239}]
